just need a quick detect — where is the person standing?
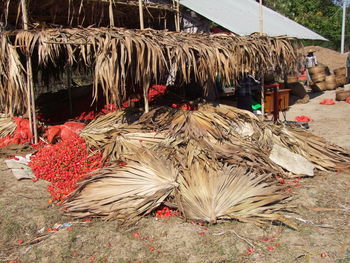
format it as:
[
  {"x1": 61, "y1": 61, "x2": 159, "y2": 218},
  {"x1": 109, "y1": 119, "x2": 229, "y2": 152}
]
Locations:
[
  {"x1": 305, "y1": 48, "x2": 318, "y2": 85},
  {"x1": 237, "y1": 74, "x2": 260, "y2": 112},
  {"x1": 305, "y1": 49, "x2": 318, "y2": 68},
  {"x1": 346, "y1": 46, "x2": 350, "y2": 83}
]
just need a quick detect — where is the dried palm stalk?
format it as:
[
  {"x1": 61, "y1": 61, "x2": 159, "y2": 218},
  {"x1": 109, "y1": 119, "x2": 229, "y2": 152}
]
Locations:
[
  {"x1": 178, "y1": 163, "x2": 291, "y2": 226},
  {"x1": 63, "y1": 150, "x2": 179, "y2": 222},
  {"x1": 0, "y1": 115, "x2": 16, "y2": 138}
]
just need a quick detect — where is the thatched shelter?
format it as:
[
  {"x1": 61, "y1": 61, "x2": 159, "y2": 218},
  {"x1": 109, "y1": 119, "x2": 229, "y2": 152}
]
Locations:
[
  {"x1": 0, "y1": 0, "x2": 300, "y2": 143},
  {"x1": 1, "y1": 0, "x2": 179, "y2": 30}
]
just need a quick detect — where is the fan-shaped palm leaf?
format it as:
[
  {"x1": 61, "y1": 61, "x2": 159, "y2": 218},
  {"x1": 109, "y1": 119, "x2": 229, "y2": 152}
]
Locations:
[
  {"x1": 178, "y1": 163, "x2": 290, "y2": 226},
  {"x1": 63, "y1": 150, "x2": 179, "y2": 222}
]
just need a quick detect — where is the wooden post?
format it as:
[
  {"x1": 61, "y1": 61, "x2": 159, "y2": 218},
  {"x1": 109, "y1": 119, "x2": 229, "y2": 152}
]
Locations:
[
  {"x1": 21, "y1": 0, "x2": 29, "y2": 29},
  {"x1": 259, "y1": 0, "x2": 264, "y2": 120},
  {"x1": 173, "y1": 0, "x2": 180, "y2": 32},
  {"x1": 25, "y1": 60, "x2": 33, "y2": 142},
  {"x1": 143, "y1": 88, "x2": 149, "y2": 113},
  {"x1": 109, "y1": 0, "x2": 115, "y2": 27},
  {"x1": 66, "y1": 66, "x2": 73, "y2": 116},
  {"x1": 260, "y1": 75, "x2": 265, "y2": 120},
  {"x1": 143, "y1": 76, "x2": 150, "y2": 113},
  {"x1": 28, "y1": 59, "x2": 38, "y2": 144},
  {"x1": 138, "y1": 0, "x2": 144, "y2": 30},
  {"x1": 21, "y1": 0, "x2": 38, "y2": 143}
]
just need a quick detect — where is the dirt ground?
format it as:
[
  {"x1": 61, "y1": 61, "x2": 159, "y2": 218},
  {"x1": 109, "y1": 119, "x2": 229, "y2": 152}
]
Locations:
[
  {"x1": 1, "y1": 91, "x2": 350, "y2": 263},
  {"x1": 303, "y1": 46, "x2": 347, "y2": 73}
]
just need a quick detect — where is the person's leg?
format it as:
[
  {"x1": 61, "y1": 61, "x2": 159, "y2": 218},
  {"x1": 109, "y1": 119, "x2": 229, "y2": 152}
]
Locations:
[{"x1": 237, "y1": 94, "x2": 252, "y2": 112}]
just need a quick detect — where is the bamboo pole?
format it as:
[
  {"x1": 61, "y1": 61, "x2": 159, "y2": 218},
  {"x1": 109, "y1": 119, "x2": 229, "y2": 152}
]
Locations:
[
  {"x1": 138, "y1": 0, "x2": 144, "y2": 30},
  {"x1": 21, "y1": 0, "x2": 38, "y2": 143},
  {"x1": 109, "y1": 0, "x2": 115, "y2": 27}
]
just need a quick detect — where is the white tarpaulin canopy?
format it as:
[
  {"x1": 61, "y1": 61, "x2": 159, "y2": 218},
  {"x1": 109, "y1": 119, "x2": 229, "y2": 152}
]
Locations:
[{"x1": 179, "y1": 0, "x2": 327, "y2": 40}]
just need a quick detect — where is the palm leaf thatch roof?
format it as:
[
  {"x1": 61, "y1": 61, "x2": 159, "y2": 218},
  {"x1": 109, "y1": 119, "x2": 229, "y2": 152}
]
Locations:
[
  {"x1": 1, "y1": 27, "x2": 298, "y2": 115},
  {"x1": 2, "y1": 0, "x2": 176, "y2": 29}
]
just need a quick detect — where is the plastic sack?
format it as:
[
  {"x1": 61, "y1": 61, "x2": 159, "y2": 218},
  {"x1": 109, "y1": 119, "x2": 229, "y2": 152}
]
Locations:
[
  {"x1": 319, "y1": 99, "x2": 335, "y2": 105},
  {"x1": 46, "y1": 122, "x2": 85, "y2": 143},
  {"x1": 295, "y1": 115, "x2": 314, "y2": 122}
]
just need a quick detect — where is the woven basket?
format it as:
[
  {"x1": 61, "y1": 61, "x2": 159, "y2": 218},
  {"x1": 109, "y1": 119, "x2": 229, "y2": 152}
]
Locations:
[
  {"x1": 311, "y1": 81, "x2": 326, "y2": 92},
  {"x1": 334, "y1": 67, "x2": 346, "y2": 76},
  {"x1": 336, "y1": 90, "x2": 350, "y2": 101},
  {"x1": 325, "y1": 75, "x2": 336, "y2": 83},
  {"x1": 287, "y1": 82, "x2": 307, "y2": 98},
  {"x1": 336, "y1": 75, "x2": 347, "y2": 86},
  {"x1": 325, "y1": 75, "x2": 337, "y2": 90},
  {"x1": 326, "y1": 83, "x2": 337, "y2": 90},
  {"x1": 308, "y1": 66, "x2": 325, "y2": 75},
  {"x1": 287, "y1": 75, "x2": 299, "y2": 83},
  {"x1": 311, "y1": 73, "x2": 326, "y2": 82}
]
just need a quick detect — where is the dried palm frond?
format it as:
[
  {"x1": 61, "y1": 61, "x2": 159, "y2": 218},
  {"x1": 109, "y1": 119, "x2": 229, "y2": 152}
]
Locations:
[
  {"x1": 63, "y1": 150, "x2": 179, "y2": 222},
  {"x1": 0, "y1": 115, "x2": 16, "y2": 137},
  {"x1": 0, "y1": 35, "x2": 27, "y2": 116},
  {"x1": 82, "y1": 110, "x2": 128, "y2": 134},
  {"x1": 102, "y1": 132, "x2": 169, "y2": 161},
  {"x1": 260, "y1": 123, "x2": 350, "y2": 172},
  {"x1": 178, "y1": 163, "x2": 291, "y2": 226},
  {"x1": 80, "y1": 109, "x2": 147, "y2": 154}
]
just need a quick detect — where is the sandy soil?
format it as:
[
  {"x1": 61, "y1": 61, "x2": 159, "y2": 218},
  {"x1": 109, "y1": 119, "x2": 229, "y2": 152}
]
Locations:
[
  {"x1": 303, "y1": 46, "x2": 348, "y2": 73},
  {"x1": 286, "y1": 90, "x2": 350, "y2": 150},
  {"x1": 0, "y1": 92, "x2": 350, "y2": 263}
]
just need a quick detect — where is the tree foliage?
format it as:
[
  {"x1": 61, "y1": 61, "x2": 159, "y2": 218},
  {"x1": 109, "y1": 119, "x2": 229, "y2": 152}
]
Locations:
[{"x1": 264, "y1": 0, "x2": 349, "y2": 50}]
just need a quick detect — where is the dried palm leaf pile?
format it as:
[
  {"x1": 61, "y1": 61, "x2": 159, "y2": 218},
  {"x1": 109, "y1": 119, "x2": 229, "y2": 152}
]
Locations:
[
  {"x1": 63, "y1": 104, "x2": 350, "y2": 226},
  {"x1": 0, "y1": 114, "x2": 16, "y2": 138},
  {"x1": 0, "y1": 27, "x2": 298, "y2": 115}
]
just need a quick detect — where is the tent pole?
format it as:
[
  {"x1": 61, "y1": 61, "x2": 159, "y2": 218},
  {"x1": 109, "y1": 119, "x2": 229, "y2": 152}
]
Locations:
[
  {"x1": 139, "y1": 0, "x2": 144, "y2": 30},
  {"x1": 109, "y1": 0, "x2": 115, "y2": 27},
  {"x1": 259, "y1": 0, "x2": 263, "y2": 35},
  {"x1": 341, "y1": 0, "x2": 346, "y2": 53}
]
